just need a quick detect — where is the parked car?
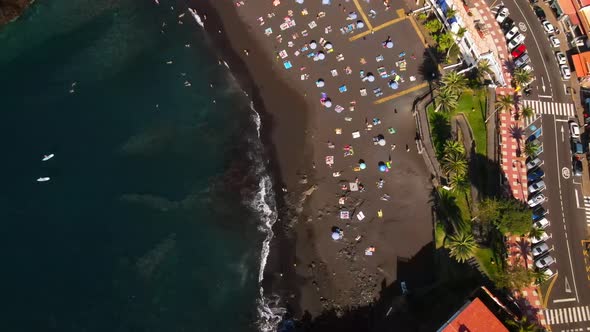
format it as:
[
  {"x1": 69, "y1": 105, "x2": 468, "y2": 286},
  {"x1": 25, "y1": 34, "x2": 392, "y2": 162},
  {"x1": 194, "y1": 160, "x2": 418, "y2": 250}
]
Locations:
[
  {"x1": 508, "y1": 33, "x2": 526, "y2": 49},
  {"x1": 543, "y1": 268, "x2": 555, "y2": 278},
  {"x1": 556, "y1": 51, "x2": 567, "y2": 65},
  {"x1": 531, "y1": 231, "x2": 549, "y2": 244},
  {"x1": 532, "y1": 206, "x2": 548, "y2": 220},
  {"x1": 532, "y1": 242, "x2": 550, "y2": 257},
  {"x1": 570, "y1": 121, "x2": 581, "y2": 138},
  {"x1": 515, "y1": 53, "x2": 531, "y2": 68},
  {"x1": 528, "y1": 169, "x2": 545, "y2": 182},
  {"x1": 506, "y1": 26, "x2": 519, "y2": 40},
  {"x1": 572, "y1": 138, "x2": 584, "y2": 154},
  {"x1": 528, "y1": 193, "x2": 546, "y2": 207},
  {"x1": 533, "y1": 217, "x2": 550, "y2": 229},
  {"x1": 542, "y1": 20, "x2": 555, "y2": 33},
  {"x1": 527, "y1": 157, "x2": 543, "y2": 170},
  {"x1": 529, "y1": 0, "x2": 539, "y2": 4},
  {"x1": 497, "y1": 7, "x2": 510, "y2": 24},
  {"x1": 535, "y1": 255, "x2": 555, "y2": 269},
  {"x1": 521, "y1": 64, "x2": 533, "y2": 72},
  {"x1": 550, "y1": 36, "x2": 561, "y2": 48},
  {"x1": 561, "y1": 65, "x2": 571, "y2": 79},
  {"x1": 511, "y1": 44, "x2": 527, "y2": 58},
  {"x1": 573, "y1": 157, "x2": 583, "y2": 176},
  {"x1": 501, "y1": 17, "x2": 515, "y2": 32},
  {"x1": 528, "y1": 180, "x2": 546, "y2": 193},
  {"x1": 533, "y1": 6, "x2": 546, "y2": 20}
]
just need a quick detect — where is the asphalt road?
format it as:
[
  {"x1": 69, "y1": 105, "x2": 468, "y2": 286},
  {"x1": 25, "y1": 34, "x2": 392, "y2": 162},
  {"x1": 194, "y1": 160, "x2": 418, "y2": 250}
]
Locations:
[
  {"x1": 529, "y1": 115, "x2": 590, "y2": 330},
  {"x1": 487, "y1": 0, "x2": 569, "y2": 102}
]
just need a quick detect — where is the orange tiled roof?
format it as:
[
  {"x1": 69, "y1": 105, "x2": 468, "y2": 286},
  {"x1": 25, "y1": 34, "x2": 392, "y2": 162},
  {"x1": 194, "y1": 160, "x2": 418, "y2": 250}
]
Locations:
[
  {"x1": 572, "y1": 52, "x2": 590, "y2": 78},
  {"x1": 438, "y1": 298, "x2": 509, "y2": 332}
]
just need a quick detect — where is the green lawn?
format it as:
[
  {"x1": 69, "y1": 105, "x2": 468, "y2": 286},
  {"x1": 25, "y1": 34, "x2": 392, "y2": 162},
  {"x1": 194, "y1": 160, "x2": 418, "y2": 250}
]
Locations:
[
  {"x1": 427, "y1": 88, "x2": 487, "y2": 157},
  {"x1": 435, "y1": 221, "x2": 446, "y2": 249},
  {"x1": 473, "y1": 246, "x2": 501, "y2": 279}
]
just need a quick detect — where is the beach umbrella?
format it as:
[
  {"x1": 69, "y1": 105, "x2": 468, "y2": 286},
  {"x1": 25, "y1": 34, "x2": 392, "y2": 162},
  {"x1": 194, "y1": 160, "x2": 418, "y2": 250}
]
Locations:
[
  {"x1": 324, "y1": 100, "x2": 332, "y2": 108},
  {"x1": 309, "y1": 41, "x2": 317, "y2": 49},
  {"x1": 332, "y1": 231, "x2": 341, "y2": 240},
  {"x1": 386, "y1": 41, "x2": 394, "y2": 49},
  {"x1": 389, "y1": 81, "x2": 399, "y2": 90},
  {"x1": 322, "y1": 0, "x2": 331, "y2": 4},
  {"x1": 316, "y1": 79, "x2": 325, "y2": 87},
  {"x1": 379, "y1": 165, "x2": 387, "y2": 172},
  {"x1": 317, "y1": 52, "x2": 326, "y2": 60},
  {"x1": 295, "y1": 0, "x2": 304, "y2": 3},
  {"x1": 359, "y1": 162, "x2": 367, "y2": 169},
  {"x1": 348, "y1": 12, "x2": 358, "y2": 20},
  {"x1": 325, "y1": 42, "x2": 333, "y2": 50},
  {"x1": 356, "y1": 20, "x2": 364, "y2": 28},
  {"x1": 367, "y1": 73, "x2": 375, "y2": 82},
  {"x1": 378, "y1": 139, "x2": 386, "y2": 146}
]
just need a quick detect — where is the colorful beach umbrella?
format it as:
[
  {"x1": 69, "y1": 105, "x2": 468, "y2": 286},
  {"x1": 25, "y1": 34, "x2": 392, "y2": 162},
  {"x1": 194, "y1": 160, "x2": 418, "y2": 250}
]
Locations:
[
  {"x1": 324, "y1": 100, "x2": 332, "y2": 108},
  {"x1": 386, "y1": 41, "x2": 394, "y2": 49},
  {"x1": 356, "y1": 20, "x2": 364, "y2": 28},
  {"x1": 367, "y1": 73, "x2": 375, "y2": 82},
  {"x1": 325, "y1": 42, "x2": 333, "y2": 50},
  {"x1": 317, "y1": 52, "x2": 326, "y2": 60},
  {"x1": 332, "y1": 231, "x2": 341, "y2": 240},
  {"x1": 316, "y1": 79, "x2": 325, "y2": 87},
  {"x1": 309, "y1": 41, "x2": 317, "y2": 49},
  {"x1": 359, "y1": 162, "x2": 367, "y2": 169}
]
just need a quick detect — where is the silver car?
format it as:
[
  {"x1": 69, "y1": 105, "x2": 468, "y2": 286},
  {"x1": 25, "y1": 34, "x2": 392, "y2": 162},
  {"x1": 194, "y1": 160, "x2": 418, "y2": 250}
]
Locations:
[
  {"x1": 528, "y1": 180, "x2": 546, "y2": 193},
  {"x1": 527, "y1": 157, "x2": 543, "y2": 170},
  {"x1": 532, "y1": 242, "x2": 550, "y2": 257},
  {"x1": 555, "y1": 52, "x2": 567, "y2": 65},
  {"x1": 531, "y1": 231, "x2": 549, "y2": 244},
  {"x1": 508, "y1": 33, "x2": 526, "y2": 49},
  {"x1": 535, "y1": 255, "x2": 555, "y2": 269},
  {"x1": 528, "y1": 193, "x2": 546, "y2": 207}
]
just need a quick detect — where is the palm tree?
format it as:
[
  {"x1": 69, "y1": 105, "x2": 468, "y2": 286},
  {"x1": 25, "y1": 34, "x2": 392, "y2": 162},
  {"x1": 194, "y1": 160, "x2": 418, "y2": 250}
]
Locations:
[
  {"x1": 532, "y1": 270, "x2": 550, "y2": 286},
  {"x1": 520, "y1": 105, "x2": 534, "y2": 119},
  {"x1": 445, "y1": 7, "x2": 457, "y2": 19},
  {"x1": 513, "y1": 68, "x2": 533, "y2": 88},
  {"x1": 510, "y1": 125, "x2": 525, "y2": 157},
  {"x1": 435, "y1": 88, "x2": 458, "y2": 113},
  {"x1": 528, "y1": 225, "x2": 545, "y2": 240},
  {"x1": 476, "y1": 59, "x2": 493, "y2": 83},
  {"x1": 441, "y1": 71, "x2": 467, "y2": 96},
  {"x1": 437, "y1": 188, "x2": 465, "y2": 233},
  {"x1": 495, "y1": 94, "x2": 514, "y2": 113},
  {"x1": 447, "y1": 230, "x2": 477, "y2": 263},
  {"x1": 443, "y1": 140, "x2": 465, "y2": 156},
  {"x1": 450, "y1": 173, "x2": 470, "y2": 193},
  {"x1": 524, "y1": 140, "x2": 540, "y2": 158},
  {"x1": 442, "y1": 151, "x2": 468, "y2": 176},
  {"x1": 505, "y1": 316, "x2": 540, "y2": 332}
]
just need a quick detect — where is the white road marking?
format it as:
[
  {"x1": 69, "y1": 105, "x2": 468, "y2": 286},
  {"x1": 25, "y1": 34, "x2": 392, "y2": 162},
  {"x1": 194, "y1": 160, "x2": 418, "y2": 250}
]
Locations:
[
  {"x1": 545, "y1": 306, "x2": 590, "y2": 325},
  {"x1": 522, "y1": 100, "x2": 576, "y2": 117}
]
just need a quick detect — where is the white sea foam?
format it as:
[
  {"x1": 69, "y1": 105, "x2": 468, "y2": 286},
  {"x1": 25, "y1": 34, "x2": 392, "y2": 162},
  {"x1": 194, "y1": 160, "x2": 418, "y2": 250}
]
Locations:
[{"x1": 248, "y1": 107, "x2": 286, "y2": 332}]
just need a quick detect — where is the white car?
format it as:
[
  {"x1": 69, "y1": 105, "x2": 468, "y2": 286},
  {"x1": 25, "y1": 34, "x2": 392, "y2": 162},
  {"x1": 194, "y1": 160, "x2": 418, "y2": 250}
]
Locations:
[
  {"x1": 521, "y1": 64, "x2": 533, "y2": 72},
  {"x1": 555, "y1": 51, "x2": 567, "y2": 65},
  {"x1": 570, "y1": 121, "x2": 580, "y2": 138},
  {"x1": 531, "y1": 231, "x2": 549, "y2": 244},
  {"x1": 550, "y1": 36, "x2": 561, "y2": 48},
  {"x1": 527, "y1": 157, "x2": 543, "y2": 170},
  {"x1": 496, "y1": 7, "x2": 509, "y2": 24},
  {"x1": 528, "y1": 193, "x2": 546, "y2": 207},
  {"x1": 533, "y1": 217, "x2": 550, "y2": 229},
  {"x1": 542, "y1": 20, "x2": 555, "y2": 33},
  {"x1": 535, "y1": 255, "x2": 555, "y2": 269},
  {"x1": 532, "y1": 242, "x2": 550, "y2": 257},
  {"x1": 543, "y1": 268, "x2": 555, "y2": 278},
  {"x1": 561, "y1": 65, "x2": 571, "y2": 80},
  {"x1": 528, "y1": 180, "x2": 546, "y2": 193},
  {"x1": 506, "y1": 26, "x2": 519, "y2": 40},
  {"x1": 508, "y1": 33, "x2": 526, "y2": 49}
]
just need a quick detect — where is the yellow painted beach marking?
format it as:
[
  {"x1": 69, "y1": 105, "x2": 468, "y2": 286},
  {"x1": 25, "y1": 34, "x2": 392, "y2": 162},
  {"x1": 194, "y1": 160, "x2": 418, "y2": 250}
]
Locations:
[
  {"x1": 351, "y1": 0, "x2": 373, "y2": 30},
  {"x1": 543, "y1": 271, "x2": 559, "y2": 308},
  {"x1": 349, "y1": 11, "x2": 407, "y2": 41},
  {"x1": 373, "y1": 82, "x2": 429, "y2": 104}
]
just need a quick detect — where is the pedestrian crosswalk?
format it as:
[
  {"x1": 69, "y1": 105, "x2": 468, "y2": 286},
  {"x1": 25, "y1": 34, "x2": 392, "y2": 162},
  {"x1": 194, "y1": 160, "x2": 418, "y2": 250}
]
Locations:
[
  {"x1": 544, "y1": 306, "x2": 590, "y2": 325},
  {"x1": 555, "y1": 327, "x2": 590, "y2": 332},
  {"x1": 584, "y1": 197, "x2": 590, "y2": 226},
  {"x1": 524, "y1": 114, "x2": 541, "y2": 128},
  {"x1": 522, "y1": 99, "x2": 576, "y2": 117}
]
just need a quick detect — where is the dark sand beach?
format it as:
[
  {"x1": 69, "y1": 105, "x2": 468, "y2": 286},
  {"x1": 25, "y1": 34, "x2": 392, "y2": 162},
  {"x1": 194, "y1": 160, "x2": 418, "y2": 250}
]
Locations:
[{"x1": 190, "y1": 0, "x2": 438, "y2": 328}]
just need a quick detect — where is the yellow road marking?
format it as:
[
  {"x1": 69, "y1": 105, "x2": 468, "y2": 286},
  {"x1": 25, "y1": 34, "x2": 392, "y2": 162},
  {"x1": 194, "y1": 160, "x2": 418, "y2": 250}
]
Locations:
[
  {"x1": 373, "y1": 82, "x2": 429, "y2": 104},
  {"x1": 543, "y1": 271, "x2": 559, "y2": 308},
  {"x1": 349, "y1": 10, "x2": 407, "y2": 41},
  {"x1": 537, "y1": 286, "x2": 545, "y2": 309},
  {"x1": 351, "y1": 0, "x2": 373, "y2": 30}
]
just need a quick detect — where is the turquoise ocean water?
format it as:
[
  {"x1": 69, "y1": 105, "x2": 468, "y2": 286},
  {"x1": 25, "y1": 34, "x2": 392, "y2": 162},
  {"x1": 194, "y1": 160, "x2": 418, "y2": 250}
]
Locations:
[{"x1": 0, "y1": 1, "x2": 281, "y2": 331}]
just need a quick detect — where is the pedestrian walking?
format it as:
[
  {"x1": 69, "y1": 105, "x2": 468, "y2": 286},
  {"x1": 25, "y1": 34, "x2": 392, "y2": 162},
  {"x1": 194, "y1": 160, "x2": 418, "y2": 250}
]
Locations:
[
  {"x1": 394, "y1": 108, "x2": 398, "y2": 113},
  {"x1": 406, "y1": 144, "x2": 410, "y2": 152},
  {"x1": 390, "y1": 144, "x2": 396, "y2": 151}
]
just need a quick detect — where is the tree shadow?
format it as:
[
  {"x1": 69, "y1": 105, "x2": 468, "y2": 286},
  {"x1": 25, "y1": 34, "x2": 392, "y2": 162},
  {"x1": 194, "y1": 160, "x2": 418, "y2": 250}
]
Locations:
[
  {"x1": 418, "y1": 47, "x2": 442, "y2": 83},
  {"x1": 429, "y1": 111, "x2": 452, "y2": 159}
]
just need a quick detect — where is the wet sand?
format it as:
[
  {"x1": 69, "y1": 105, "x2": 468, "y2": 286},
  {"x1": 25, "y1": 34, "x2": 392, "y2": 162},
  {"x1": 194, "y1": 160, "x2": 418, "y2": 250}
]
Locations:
[{"x1": 191, "y1": 0, "x2": 437, "y2": 324}]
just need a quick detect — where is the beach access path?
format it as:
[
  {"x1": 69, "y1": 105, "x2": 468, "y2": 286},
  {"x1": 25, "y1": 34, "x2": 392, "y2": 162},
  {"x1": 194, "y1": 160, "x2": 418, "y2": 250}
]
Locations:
[{"x1": 199, "y1": 0, "x2": 437, "y2": 319}]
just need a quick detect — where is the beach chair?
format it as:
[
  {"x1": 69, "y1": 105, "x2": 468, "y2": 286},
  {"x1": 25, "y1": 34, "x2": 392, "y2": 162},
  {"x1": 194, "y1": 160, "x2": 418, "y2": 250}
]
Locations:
[
  {"x1": 373, "y1": 88, "x2": 383, "y2": 97},
  {"x1": 376, "y1": 55, "x2": 384, "y2": 62},
  {"x1": 360, "y1": 88, "x2": 367, "y2": 96},
  {"x1": 339, "y1": 85, "x2": 347, "y2": 93},
  {"x1": 283, "y1": 61, "x2": 292, "y2": 69},
  {"x1": 378, "y1": 67, "x2": 388, "y2": 78}
]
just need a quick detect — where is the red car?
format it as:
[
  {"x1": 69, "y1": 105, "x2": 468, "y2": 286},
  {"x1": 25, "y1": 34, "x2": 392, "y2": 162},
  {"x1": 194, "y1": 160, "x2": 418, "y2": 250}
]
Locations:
[{"x1": 511, "y1": 44, "x2": 527, "y2": 58}]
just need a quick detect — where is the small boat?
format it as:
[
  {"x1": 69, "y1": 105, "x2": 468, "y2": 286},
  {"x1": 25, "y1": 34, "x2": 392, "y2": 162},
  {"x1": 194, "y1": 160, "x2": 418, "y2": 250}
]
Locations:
[
  {"x1": 37, "y1": 177, "x2": 50, "y2": 182},
  {"x1": 42, "y1": 154, "x2": 54, "y2": 161},
  {"x1": 154, "y1": 0, "x2": 159, "y2": 4}
]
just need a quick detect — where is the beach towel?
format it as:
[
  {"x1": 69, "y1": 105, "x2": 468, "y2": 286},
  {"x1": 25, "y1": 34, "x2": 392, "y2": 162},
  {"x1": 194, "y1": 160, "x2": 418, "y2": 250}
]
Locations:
[
  {"x1": 325, "y1": 155, "x2": 334, "y2": 165},
  {"x1": 352, "y1": 131, "x2": 360, "y2": 139},
  {"x1": 356, "y1": 211, "x2": 365, "y2": 221},
  {"x1": 283, "y1": 61, "x2": 292, "y2": 69},
  {"x1": 340, "y1": 210, "x2": 350, "y2": 219},
  {"x1": 349, "y1": 183, "x2": 359, "y2": 191},
  {"x1": 338, "y1": 85, "x2": 347, "y2": 93}
]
